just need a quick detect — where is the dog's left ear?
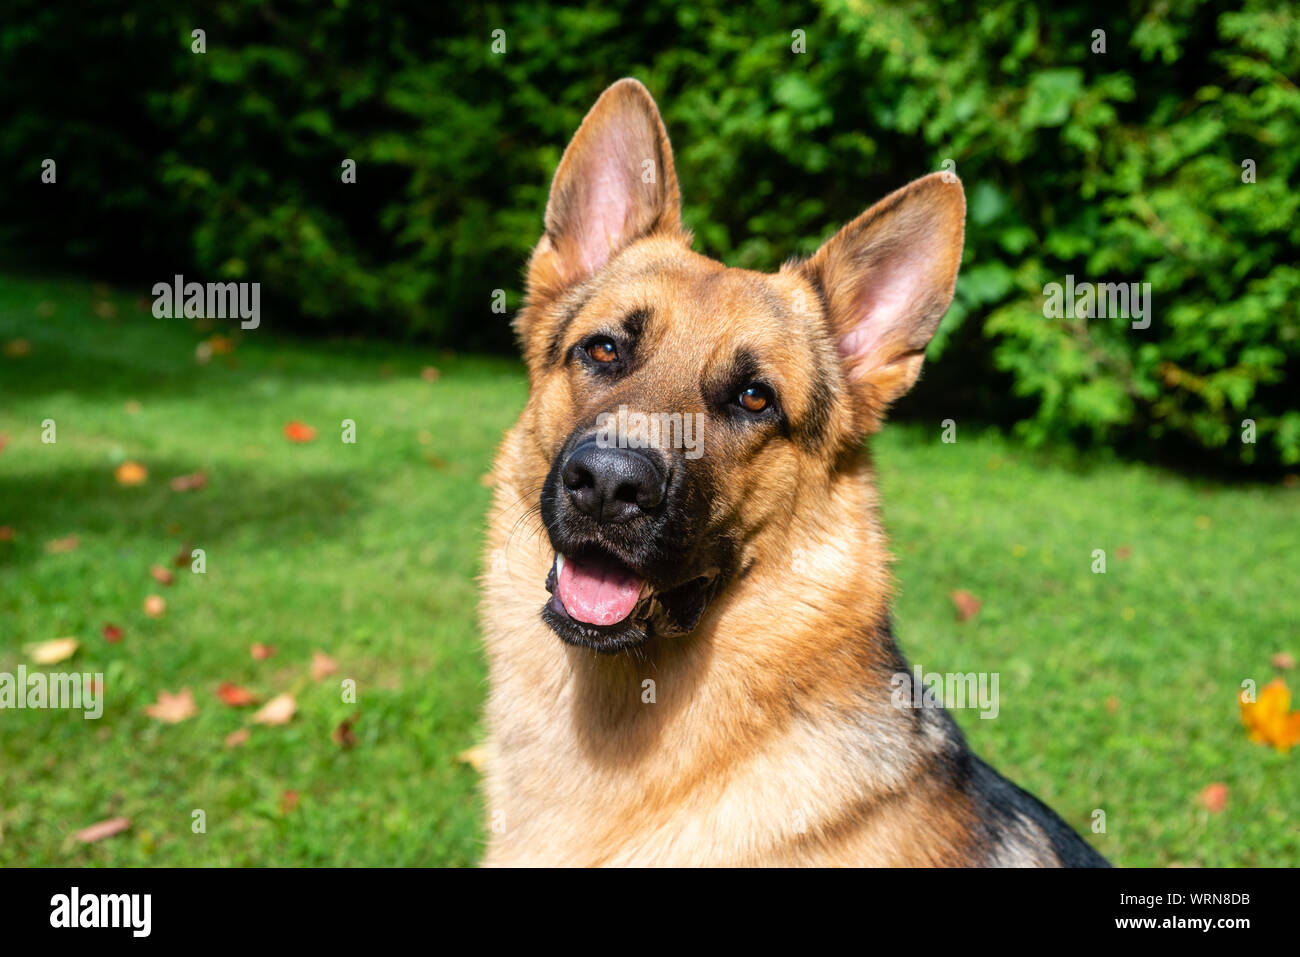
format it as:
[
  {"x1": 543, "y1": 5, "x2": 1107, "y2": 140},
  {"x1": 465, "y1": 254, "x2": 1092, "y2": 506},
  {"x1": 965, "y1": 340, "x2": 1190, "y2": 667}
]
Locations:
[
  {"x1": 526, "y1": 78, "x2": 683, "y2": 303},
  {"x1": 800, "y1": 172, "x2": 965, "y2": 434}
]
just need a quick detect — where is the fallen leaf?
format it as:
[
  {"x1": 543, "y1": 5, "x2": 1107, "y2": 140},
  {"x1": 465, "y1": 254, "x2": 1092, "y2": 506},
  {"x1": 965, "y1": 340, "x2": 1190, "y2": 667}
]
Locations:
[
  {"x1": 1198, "y1": 783, "x2": 1228, "y2": 814},
  {"x1": 456, "y1": 745, "x2": 490, "y2": 773},
  {"x1": 332, "y1": 713, "x2": 360, "y2": 749},
  {"x1": 102, "y1": 624, "x2": 124, "y2": 643},
  {"x1": 144, "y1": 688, "x2": 197, "y2": 723},
  {"x1": 420, "y1": 365, "x2": 441, "y2": 383},
  {"x1": 0, "y1": 526, "x2": 14, "y2": 541},
  {"x1": 45, "y1": 534, "x2": 80, "y2": 553},
  {"x1": 253, "y1": 693, "x2": 296, "y2": 726},
  {"x1": 28, "y1": 637, "x2": 79, "y2": 664},
  {"x1": 283, "y1": 421, "x2": 317, "y2": 443},
  {"x1": 281, "y1": 790, "x2": 300, "y2": 813},
  {"x1": 4, "y1": 338, "x2": 32, "y2": 357},
  {"x1": 143, "y1": 594, "x2": 166, "y2": 618},
  {"x1": 173, "y1": 541, "x2": 193, "y2": 568},
  {"x1": 1239, "y1": 678, "x2": 1300, "y2": 753},
  {"x1": 169, "y1": 471, "x2": 207, "y2": 492},
  {"x1": 1272, "y1": 652, "x2": 1296, "y2": 671},
  {"x1": 224, "y1": 728, "x2": 251, "y2": 749},
  {"x1": 250, "y1": 643, "x2": 276, "y2": 661},
  {"x1": 950, "y1": 589, "x2": 981, "y2": 622},
  {"x1": 115, "y1": 461, "x2": 148, "y2": 485},
  {"x1": 208, "y1": 335, "x2": 235, "y2": 355},
  {"x1": 216, "y1": 682, "x2": 258, "y2": 707},
  {"x1": 149, "y1": 564, "x2": 175, "y2": 586},
  {"x1": 75, "y1": 817, "x2": 131, "y2": 843},
  {"x1": 310, "y1": 651, "x2": 338, "y2": 682}
]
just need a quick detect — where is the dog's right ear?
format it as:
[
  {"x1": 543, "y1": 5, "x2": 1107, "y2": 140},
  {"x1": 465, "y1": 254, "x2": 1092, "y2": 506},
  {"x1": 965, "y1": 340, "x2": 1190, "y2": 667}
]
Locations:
[{"x1": 524, "y1": 78, "x2": 683, "y2": 306}]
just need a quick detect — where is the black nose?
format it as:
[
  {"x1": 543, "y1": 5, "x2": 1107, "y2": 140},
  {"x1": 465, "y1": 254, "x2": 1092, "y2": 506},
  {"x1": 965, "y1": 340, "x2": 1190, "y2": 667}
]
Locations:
[{"x1": 562, "y1": 442, "x2": 666, "y2": 524}]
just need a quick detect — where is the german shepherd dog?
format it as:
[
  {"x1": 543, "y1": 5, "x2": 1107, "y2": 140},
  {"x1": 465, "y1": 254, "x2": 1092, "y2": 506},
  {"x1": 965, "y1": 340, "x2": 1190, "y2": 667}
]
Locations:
[{"x1": 480, "y1": 79, "x2": 1108, "y2": 867}]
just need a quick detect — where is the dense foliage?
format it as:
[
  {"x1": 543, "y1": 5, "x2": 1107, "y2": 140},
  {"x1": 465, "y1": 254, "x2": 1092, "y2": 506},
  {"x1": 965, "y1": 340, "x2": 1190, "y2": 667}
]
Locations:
[{"x1": 2, "y1": 0, "x2": 1296, "y2": 466}]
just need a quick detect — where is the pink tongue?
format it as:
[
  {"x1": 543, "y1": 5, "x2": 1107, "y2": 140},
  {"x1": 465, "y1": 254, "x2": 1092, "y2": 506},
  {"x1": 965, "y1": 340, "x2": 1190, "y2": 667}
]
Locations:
[{"x1": 557, "y1": 554, "x2": 644, "y2": 626}]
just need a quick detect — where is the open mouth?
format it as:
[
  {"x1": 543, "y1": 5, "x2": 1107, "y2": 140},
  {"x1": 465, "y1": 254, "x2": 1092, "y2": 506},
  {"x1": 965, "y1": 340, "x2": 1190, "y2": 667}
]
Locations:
[{"x1": 542, "y1": 546, "x2": 720, "y2": 653}]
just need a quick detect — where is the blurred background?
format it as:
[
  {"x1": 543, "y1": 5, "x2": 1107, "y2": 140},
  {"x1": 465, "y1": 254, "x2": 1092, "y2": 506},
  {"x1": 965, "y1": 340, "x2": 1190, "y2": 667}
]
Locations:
[{"x1": 0, "y1": 1, "x2": 1297, "y2": 866}]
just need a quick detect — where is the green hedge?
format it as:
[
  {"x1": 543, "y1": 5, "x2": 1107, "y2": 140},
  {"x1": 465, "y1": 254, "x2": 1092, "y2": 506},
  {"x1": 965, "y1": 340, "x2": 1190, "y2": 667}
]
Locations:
[{"x1": 1, "y1": 0, "x2": 1296, "y2": 466}]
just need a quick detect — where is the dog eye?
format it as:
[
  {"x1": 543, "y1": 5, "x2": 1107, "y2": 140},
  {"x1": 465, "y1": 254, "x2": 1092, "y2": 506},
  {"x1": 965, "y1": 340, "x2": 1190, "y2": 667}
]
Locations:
[
  {"x1": 586, "y1": 338, "x2": 619, "y2": 364},
  {"x1": 737, "y1": 385, "x2": 773, "y2": 413}
]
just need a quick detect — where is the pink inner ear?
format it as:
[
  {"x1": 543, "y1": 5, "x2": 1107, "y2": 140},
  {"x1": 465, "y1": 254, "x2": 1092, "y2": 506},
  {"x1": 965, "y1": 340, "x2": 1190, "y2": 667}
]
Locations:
[
  {"x1": 573, "y1": 165, "x2": 634, "y2": 278},
  {"x1": 837, "y1": 256, "x2": 919, "y2": 379}
]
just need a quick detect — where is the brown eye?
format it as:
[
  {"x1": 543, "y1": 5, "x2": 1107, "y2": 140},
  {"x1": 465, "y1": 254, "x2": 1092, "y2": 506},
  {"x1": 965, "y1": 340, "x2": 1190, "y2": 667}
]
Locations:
[
  {"x1": 738, "y1": 385, "x2": 771, "y2": 413},
  {"x1": 586, "y1": 338, "x2": 618, "y2": 363}
]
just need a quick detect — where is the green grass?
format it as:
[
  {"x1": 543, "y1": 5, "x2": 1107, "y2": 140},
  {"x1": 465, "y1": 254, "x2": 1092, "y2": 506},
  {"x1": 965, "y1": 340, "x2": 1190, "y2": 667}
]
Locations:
[{"x1": 1, "y1": 273, "x2": 1296, "y2": 867}]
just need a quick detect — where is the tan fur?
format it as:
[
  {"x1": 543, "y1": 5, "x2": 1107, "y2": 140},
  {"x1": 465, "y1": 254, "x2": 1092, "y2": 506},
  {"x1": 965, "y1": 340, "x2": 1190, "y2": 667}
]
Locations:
[{"x1": 478, "y1": 80, "x2": 1003, "y2": 866}]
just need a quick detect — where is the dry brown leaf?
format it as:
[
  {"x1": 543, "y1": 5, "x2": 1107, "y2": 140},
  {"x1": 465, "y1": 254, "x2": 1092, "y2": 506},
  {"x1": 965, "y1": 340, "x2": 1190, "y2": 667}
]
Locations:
[
  {"x1": 144, "y1": 688, "x2": 197, "y2": 724},
  {"x1": 28, "y1": 637, "x2": 79, "y2": 664},
  {"x1": 332, "y1": 713, "x2": 360, "y2": 749},
  {"x1": 75, "y1": 817, "x2": 131, "y2": 843},
  {"x1": 950, "y1": 589, "x2": 982, "y2": 623},
  {"x1": 45, "y1": 534, "x2": 80, "y2": 554},
  {"x1": 252, "y1": 693, "x2": 296, "y2": 726},
  {"x1": 149, "y1": 564, "x2": 176, "y2": 586},
  {"x1": 310, "y1": 651, "x2": 338, "y2": 682},
  {"x1": 169, "y1": 471, "x2": 208, "y2": 492}
]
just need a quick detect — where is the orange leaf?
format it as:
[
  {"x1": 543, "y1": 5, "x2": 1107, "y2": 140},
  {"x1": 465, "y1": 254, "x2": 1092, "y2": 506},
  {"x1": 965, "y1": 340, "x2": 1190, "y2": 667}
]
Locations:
[
  {"x1": 283, "y1": 421, "x2": 317, "y2": 443},
  {"x1": 143, "y1": 594, "x2": 166, "y2": 618},
  {"x1": 115, "y1": 461, "x2": 148, "y2": 485},
  {"x1": 102, "y1": 624, "x2": 124, "y2": 643},
  {"x1": 225, "y1": 728, "x2": 251, "y2": 749},
  {"x1": 1240, "y1": 678, "x2": 1300, "y2": 752},
  {"x1": 1273, "y1": 652, "x2": 1296, "y2": 671},
  {"x1": 0, "y1": 526, "x2": 14, "y2": 541},
  {"x1": 950, "y1": 589, "x2": 981, "y2": 622},
  {"x1": 281, "y1": 790, "x2": 300, "y2": 813},
  {"x1": 75, "y1": 817, "x2": 131, "y2": 843},
  {"x1": 216, "y1": 682, "x2": 258, "y2": 707},
  {"x1": 149, "y1": 564, "x2": 175, "y2": 586},
  {"x1": 250, "y1": 643, "x2": 276, "y2": 661},
  {"x1": 144, "y1": 688, "x2": 197, "y2": 723},
  {"x1": 253, "y1": 693, "x2": 296, "y2": 726},
  {"x1": 1198, "y1": 783, "x2": 1228, "y2": 814}
]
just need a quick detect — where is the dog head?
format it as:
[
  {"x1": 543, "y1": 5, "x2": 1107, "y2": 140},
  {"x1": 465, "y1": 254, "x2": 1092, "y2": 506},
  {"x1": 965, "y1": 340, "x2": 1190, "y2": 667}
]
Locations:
[{"x1": 512, "y1": 79, "x2": 965, "y2": 653}]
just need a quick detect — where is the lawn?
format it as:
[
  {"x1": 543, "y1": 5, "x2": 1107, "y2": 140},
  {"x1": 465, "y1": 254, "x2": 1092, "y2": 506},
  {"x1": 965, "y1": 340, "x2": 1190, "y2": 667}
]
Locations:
[{"x1": 1, "y1": 273, "x2": 1296, "y2": 867}]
